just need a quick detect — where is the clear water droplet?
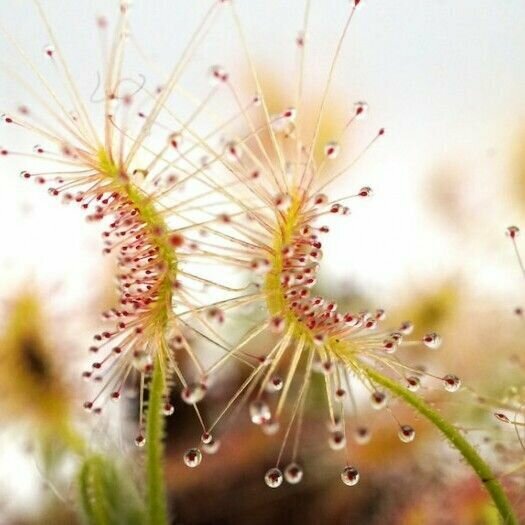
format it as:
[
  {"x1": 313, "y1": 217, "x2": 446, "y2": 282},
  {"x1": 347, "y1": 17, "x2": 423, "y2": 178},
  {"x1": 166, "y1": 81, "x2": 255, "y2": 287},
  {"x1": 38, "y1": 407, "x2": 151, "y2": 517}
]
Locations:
[
  {"x1": 324, "y1": 141, "x2": 340, "y2": 160},
  {"x1": 181, "y1": 382, "x2": 207, "y2": 404},
  {"x1": 162, "y1": 402, "x2": 174, "y2": 416},
  {"x1": 506, "y1": 225, "x2": 520, "y2": 239},
  {"x1": 442, "y1": 374, "x2": 461, "y2": 392},
  {"x1": 249, "y1": 400, "x2": 271, "y2": 425},
  {"x1": 329, "y1": 430, "x2": 346, "y2": 450},
  {"x1": 284, "y1": 463, "x2": 303, "y2": 484},
  {"x1": 354, "y1": 101, "x2": 368, "y2": 119},
  {"x1": 202, "y1": 439, "x2": 221, "y2": 455},
  {"x1": 43, "y1": 45, "x2": 55, "y2": 58},
  {"x1": 371, "y1": 391, "x2": 387, "y2": 410},
  {"x1": 264, "y1": 467, "x2": 283, "y2": 488},
  {"x1": 406, "y1": 376, "x2": 421, "y2": 392},
  {"x1": 354, "y1": 426, "x2": 371, "y2": 445},
  {"x1": 422, "y1": 332, "x2": 442, "y2": 349},
  {"x1": 398, "y1": 425, "x2": 415, "y2": 443},
  {"x1": 341, "y1": 466, "x2": 360, "y2": 486},
  {"x1": 209, "y1": 65, "x2": 228, "y2": 85},
  {"x1": 183, "y1": 448, "x2": 202, "y2": 468},
  {"x1": 265, "y1": 375, "x2": 283, "y2": 393}
]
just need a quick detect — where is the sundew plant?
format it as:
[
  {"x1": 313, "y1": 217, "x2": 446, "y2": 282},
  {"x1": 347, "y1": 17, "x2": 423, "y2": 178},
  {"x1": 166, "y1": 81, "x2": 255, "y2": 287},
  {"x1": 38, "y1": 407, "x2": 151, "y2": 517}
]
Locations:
[{"x1": 0, "y1": 1, "x2": 519, "y2": 524}]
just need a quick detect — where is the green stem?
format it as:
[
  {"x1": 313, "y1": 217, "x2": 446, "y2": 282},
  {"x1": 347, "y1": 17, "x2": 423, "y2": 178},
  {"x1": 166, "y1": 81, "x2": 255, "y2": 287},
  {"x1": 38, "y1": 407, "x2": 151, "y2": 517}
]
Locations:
[
  {"x1": 364, "y1": 366, "x2": 517, "y2": 525},
  {"x1": 146, "y1": 356, "x2": 169, "y2": 525}
]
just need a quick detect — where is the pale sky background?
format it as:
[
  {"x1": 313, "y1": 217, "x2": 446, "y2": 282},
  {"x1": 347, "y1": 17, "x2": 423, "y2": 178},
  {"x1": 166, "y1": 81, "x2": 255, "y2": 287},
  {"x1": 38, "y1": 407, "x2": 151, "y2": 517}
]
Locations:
[
  {"x1": 1, "y1": 0, "x2": 524, "y2": 306},
  {"x1": 0, "y1": 0, "x2": 525, "y2": 517}
]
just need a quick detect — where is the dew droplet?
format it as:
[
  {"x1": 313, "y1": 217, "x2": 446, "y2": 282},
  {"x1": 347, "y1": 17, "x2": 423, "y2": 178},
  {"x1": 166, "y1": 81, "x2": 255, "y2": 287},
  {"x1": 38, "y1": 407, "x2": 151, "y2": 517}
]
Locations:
[
  {"x1": 183, "y1": 448, "x2": 202, "y2": 468},
  {"x1": 370, "y1": 391, "x2": 387, "y2": 410},
  {"x1": 43, "y1": 45, "x2": 55, "y2": 58},
  {"x1": 324, "y1": 141, "x2": 340, "y2": 160},
  {"x1": 354, "y1": 101, "x2": 368, "y2": 119},
  {"x1": 249, "y1": 400, "x2": 271, "y2": 425},
  {"x1": 406, "y1": 376, "x2": 421, "y2": 392},
  {"x1": 442, "y1": 374, "x2": 461, "y2": 392},
  {"x1": 341, "y1": 466, "x2": 360, "y2": 486},
  {"x1": 506, "y1": 225, "x2": 520, "y2": 239},
  {"x1": 494, "y1": 412, "x2": 511, "y2": 424},
  {"x1": 358, "y1": 186, "x2": 373, "y2": 198},
  {"x1": 398, "y1": 425, "x2": 415, "y2": 443},
  {"x1": 329, "y1": 430, "x2": 346, "y2": 450},
  {"x1": 399, "y1": 321, "x2": 414, "y2": 335},
  {"x1": 135, "y1": 434, "x2": 146, "y2": 447},
  {"x1": 284, "y1": 463, "x2": 303, "y2": 484},
  {"x1": 354, "y1": 426, "x2": 371, "y2": 445},
  {"x1": 265, "y1": 375, "x2": 283, "y2": 393},
  {"x1": 422, "y1": 332, "x2": 442, "y2": 349},
  {"x1": 382, "y1": 338, "x2": 398, "y2": 354},
  {"x1": 264, "y1": 467, "x2": 283, "y2": 488},
  {"x1": 162, "y1": 402, "x2": 174, "y2": 416},
  {"x1": 209, "y1": 65, "x2": 229, "y2": 84},
  {"x1": 202, "y1": 439, "x2": 221, "y2": 455},
  {"x1": 1, "y1": 113, "x2": 13, "y2": 124},
  {"x1": 201, "y1": 432, "x2": 213, "y2": 444},
  {"x1": 168, "y1": 131, "x2": 183, "y2": 149},
  {"x1": 181, "y1": 382, "x2": 207, "y2": 404}
]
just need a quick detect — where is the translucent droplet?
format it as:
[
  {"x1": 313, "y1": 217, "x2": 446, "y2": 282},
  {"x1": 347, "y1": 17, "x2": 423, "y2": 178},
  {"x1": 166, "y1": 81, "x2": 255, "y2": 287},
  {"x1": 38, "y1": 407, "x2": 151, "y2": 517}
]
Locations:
[
  {"x1": 506, "y1": 225, "x2": 520, "y2": 239},
  {"x1": 168, "y1": 131, "x2": 183, "y2": 149},
  {"x1": 341, "y1": 466, "x2": 360, "y2": 486},
  {"x1": 354, "y1": 101, "x2": 368, "y2": 119},
  {"x1": 209, "y1": 65, "x2": 228, "y2": 84},
  {"x1": 249, "y1": 400, "x2": 271, "y2": 425},
  {"x1": 201, "y1": 432, "x2": 213, "y2": 444},
  {"x1": 135, "y1": 434, "x2": 146, "y2": 447},
  {"x1": 354, "y1": 426, "x2": 371, "y2": 445},
  {"x1": 358, "y1": 186, "x2": 373, "y2": 198},
  {"x1": 406, "y1": 376, "x2": 421, "y2": 392},
  {"x1": 202, "y1": 439, "x2": 220, "y2": 455},
  {"x1": 371, "y1": 391, "x2": 387, "y2": 410},
  {"x1": 324, "y1": 141, "x2": 340, "y2": 160},
  {"x1": 335, "y1": 388, "x2": 346, "y2": 401},
  {"x1": 181, "y1": 382, "x2": 207, "y2": 404},
  {"x1": 265, "y1": 375, "x2": 283, "y2": 393},
  {"x1": 281, "y1": 107, "x2": 296, "y2": 123},
  {"x1": 329, "y1": 430, "x2": 346, "y2": 450},
  {"x1": 225, "y1": 141, "x2": 241, "y2": 162},
  {"x1": 264, "y1": 467, "x2": 283, "y2": 488},
  {"x1": 398, "y1": 425, "x2": 415, "y2": 443},
  {"x1": 494, "y1": 412, "x2": 510, "y2": 424},
  {"x1": 183, "y1": 448, "x2": 202, "y2": 468},
  {"x1": 422, "y1": 332, "x2": 442, "y2": 349},
  {"x1": 43, "y1": 45, "x2": 55, "y2": 58},
  {"x1": 382, "y1": 338, "x2": 398, "y2": 354},
  {"x1": 284, "y1": 463, "x2": 303, "y2": 484},
  {"x1": 399, "y1": 321, "x2": 414, "y2": 335},
  {"x1": 162, "y1": 402, "x2": 174, "y2": 416},
  {"x1": 273, "y1": 194, "x2": 292, "y2": 211},
  {"x1": 442, "y1": 374, "x2": 461, "y2": 392}
]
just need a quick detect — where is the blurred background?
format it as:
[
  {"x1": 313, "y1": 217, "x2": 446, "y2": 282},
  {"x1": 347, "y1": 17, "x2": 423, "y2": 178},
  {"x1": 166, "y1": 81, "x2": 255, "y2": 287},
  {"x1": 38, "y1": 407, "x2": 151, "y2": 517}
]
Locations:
[{"x1": 0, "y1": 1, "x2": 524, "y2": 524}]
